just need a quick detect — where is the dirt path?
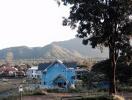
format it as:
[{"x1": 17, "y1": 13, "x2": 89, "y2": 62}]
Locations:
[{"x1": 18, "y1": 95, "x2": 57, "y2": 100}]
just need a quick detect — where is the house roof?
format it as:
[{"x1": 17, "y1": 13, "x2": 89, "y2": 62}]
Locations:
[
  {"x1": 0, "y1": 66, "x2": 18, "y2": 72},
  {"x1": 38, "y1": 63, "x2": 51, "y2": 71},
  {"x1": 38, "y1": 60, "x2": 64, "y2": 71},
  {"x1": 30, "y1": 66, "x2": 38, "y2": 70},
  {"x1": 46, "y1": 60, "x2": 68, "y2": 70},
  {"x1": 63, "y1": 62, "x2": 77, "y2": 69},
  {"x1": 38, "y1": 60, "x2": 77, "y2": 71}
]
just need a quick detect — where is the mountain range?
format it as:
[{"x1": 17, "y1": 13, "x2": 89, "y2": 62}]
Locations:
[{"x1": 0, "y1": 38, "x2": 108, "y2": 60}]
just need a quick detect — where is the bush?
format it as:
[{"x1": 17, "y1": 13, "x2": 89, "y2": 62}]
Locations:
[
  {"x1": 46, "y1": 89, "x2": 60, "y2": 93},
  {"x1": 71, "y1": 95, "x2": 125, "y2": 100},
  {"x1": 68, "y1": 88, "x2": 81, "y2": 93},
  {"x1": 117, "y1": 86, "x2": 132, "y2": 92},
  {"x1": 73, "y1": 96, "x2": 111, "y2": 100},
  {"x1": 32, "y1": 89, "x2": 47, "y2": 95}
]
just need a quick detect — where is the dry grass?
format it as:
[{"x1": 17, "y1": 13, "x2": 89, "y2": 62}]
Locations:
[
  {"x1": 0, "y1": 79, "x2": 23, "y2": 92},
  {"x1": 112, "y1": 95, "x2": 125, "y2": 100}
]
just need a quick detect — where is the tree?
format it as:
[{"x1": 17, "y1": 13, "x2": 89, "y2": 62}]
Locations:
[{"x1": 57, "y1": 0, "x2": 132, "y2": 94}]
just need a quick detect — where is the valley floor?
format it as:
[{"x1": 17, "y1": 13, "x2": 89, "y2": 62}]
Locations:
[{"x1": 0, "y1": 78, "x2": 132, "y2": 100}]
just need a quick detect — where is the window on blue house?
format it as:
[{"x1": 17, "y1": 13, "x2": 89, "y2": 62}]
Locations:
[
  {"x1": 37, "y1": 75, "x2": 40, "y2": 78},
  {"x1": 44, "y1": 82, "x2": 46, "y2": 85}
]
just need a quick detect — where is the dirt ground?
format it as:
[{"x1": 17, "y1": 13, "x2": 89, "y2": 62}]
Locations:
[
  {"x1": 18, "y1": 95, "x2": 56, "y2": 100},
  {"x1": 0, "y1": 79, "x2": 132, "y2": 100},
  {"x1": 17, "y1": 93, "x2": 73, "y2": 100},
  {"x1": 0, "y1": 78, "x2": 24, "y2": 97},
  {"x1": 18, "y1": 93, "x2": 132, "y2": 100}
]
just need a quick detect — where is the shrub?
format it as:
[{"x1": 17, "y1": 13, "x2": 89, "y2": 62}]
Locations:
[
  {"x1": 117, "y1": 86, "x2": 132, "y2": 92},
  {"x1": 71, "y1": 95, "x2": 125, "y2": 100},
  {"x1": 46, "y1": 89, "x2": 60, "y2": 93},
  {"x1": 68, "y1": 88, "x2": 83, "y2": 93},
  {"x1": 32, "y1": 89, "x2": 47, "y2": 95},
  {"x1": 73, "y1": 96, "x2": 111, "y2": 100}
]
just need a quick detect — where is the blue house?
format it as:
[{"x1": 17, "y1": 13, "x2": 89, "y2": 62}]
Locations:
[{"x1": 38, "y1": 60, "x2": 76, "y2": 89}]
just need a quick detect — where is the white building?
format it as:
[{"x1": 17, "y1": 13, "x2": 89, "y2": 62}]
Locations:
[{"x1": 26, "y1": 66, "x2": 41, "y2": 79}]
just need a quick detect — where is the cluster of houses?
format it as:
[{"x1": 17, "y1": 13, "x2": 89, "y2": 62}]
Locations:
[
  {"x1": 0, "y1": 59, "x2": 109, "y2": 90},
  {"x1": 0, "y1": 64, "x2": 28, "y2": 77},
  {"x1": 0, "y1": 59, "x2": 89, "y2": 90},
  {"x1": 26, "y1": 59, "x2": 88, "y2": 89}
]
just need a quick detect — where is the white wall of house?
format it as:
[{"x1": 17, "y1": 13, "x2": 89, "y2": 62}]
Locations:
[{"x1": 26, "y1": 66, "x2": 40, "y2": 79}]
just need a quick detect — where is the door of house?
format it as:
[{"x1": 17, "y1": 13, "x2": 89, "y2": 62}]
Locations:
[{"x1": 57, "y1": 82, "x2": 66, "y2": 88}]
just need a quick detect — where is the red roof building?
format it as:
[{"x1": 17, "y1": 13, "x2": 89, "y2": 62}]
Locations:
[{"x1": 0, "y1": 66, "x2": 18, "y2": 76}]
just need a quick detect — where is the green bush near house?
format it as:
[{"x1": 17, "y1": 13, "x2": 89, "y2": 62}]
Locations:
[
  {"x1": 117, "y1": 86, "x2": 132, "y2": 92},
  {"x1": 46, "y1": 89, "x2": 60, "y2": 93},
  {"x1": 46, "y1": 88, "x2": 81, "y2": 93},
  {"x1": 72, "y1": 95, "x2": 125, "y2": 100},
  {"x1": 68, "y1": 88, "x2": 81, "y2": 93},
  {"x1": 71, "y1": 96, "x2": 111, "y2": 100},
  {"x1": 32, "y1": 89, "x2": 47, "y2": 95}
]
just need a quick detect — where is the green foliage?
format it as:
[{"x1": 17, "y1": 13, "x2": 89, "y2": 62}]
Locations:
[
  {"x1": 46, "y1": 89, "x2": 61, "y2": 93},
  {"x1": 46, "y1": 88, "x2": 81, "y2": 93},
  {"x1": 68, "y1": 88, "x2": 81, "y2": 93},
  {"x1": 71, "y1": 95, "x2": 125, "y2": 100},
  {"x1": 32, "y1": 91, "x2": 45, "y2": 95},
  {"x1": 118, "y1": 85, "x2": 132, "y2": 92},
  {"x1": 91, "y1": 57, "x2": 132, "y2": 83},
  {"x1": 79, "y1": 71, "x2": 107, "y2": 89},
  {"x1": 59, "y1": 0, "x2": 132, "y2": 50},
  {"x1": 72, "y1": 96, "x2": 111, "y2": 100}
]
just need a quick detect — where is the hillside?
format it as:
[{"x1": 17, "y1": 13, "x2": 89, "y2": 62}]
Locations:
[
  {"x1": 0, "y1": 38, "x2": 108, "y2": 60},
  {"x1": 0, "y1": 43, "x2": 83, "y2": 60},
  {"x1": 52, "y1": 38, "x2": 108, "y2": 58}
]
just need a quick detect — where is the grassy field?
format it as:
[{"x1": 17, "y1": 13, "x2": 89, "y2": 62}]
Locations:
[{"x1": 0, "y1": 78, "x2": 24, "y2": 94}]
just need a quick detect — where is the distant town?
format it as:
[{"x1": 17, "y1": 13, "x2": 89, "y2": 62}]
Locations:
[{"x1": 0, "y1": 49, "x2": 105, "y2": 99}]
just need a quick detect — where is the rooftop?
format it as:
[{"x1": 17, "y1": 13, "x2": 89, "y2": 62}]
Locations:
[{"x1": 38, "y1": 60, "x2": 77, "y2": 71}]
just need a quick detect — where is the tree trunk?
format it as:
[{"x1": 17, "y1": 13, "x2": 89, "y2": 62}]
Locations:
[{"x1": 109, "y1": 46, "x2": 116, "y2": 95}]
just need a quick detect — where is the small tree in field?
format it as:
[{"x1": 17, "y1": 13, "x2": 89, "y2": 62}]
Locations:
[{"x1": 57, "y1": 0, "x2": 132, "y2": 95}]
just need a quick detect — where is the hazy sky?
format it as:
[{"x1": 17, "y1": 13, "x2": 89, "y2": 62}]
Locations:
[{"x1": 0, "y1": 0, "x2": 76, "y2": 49}]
